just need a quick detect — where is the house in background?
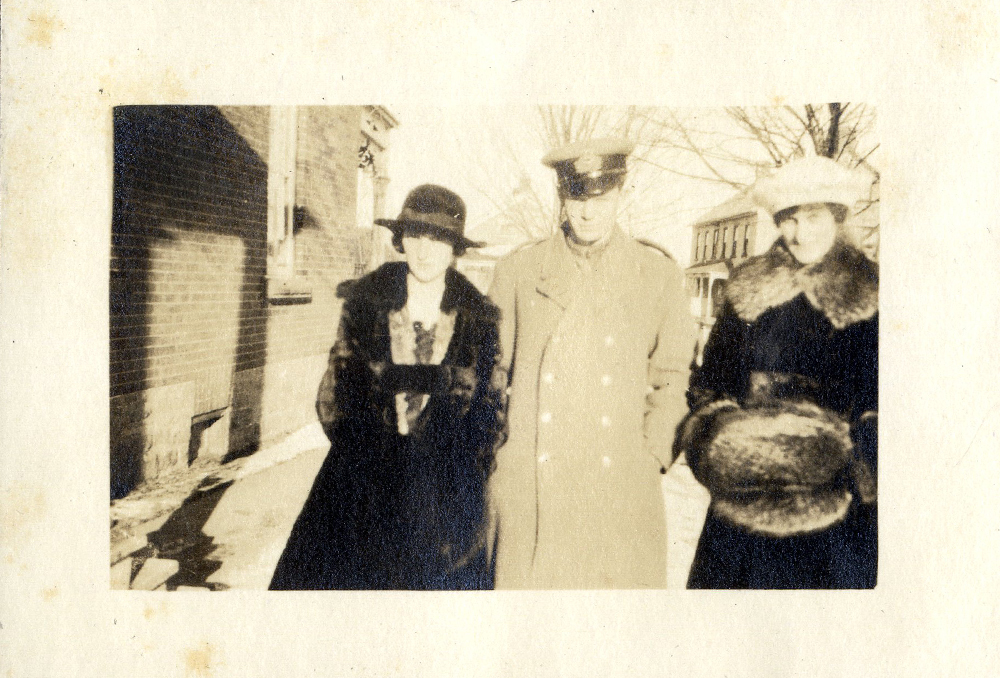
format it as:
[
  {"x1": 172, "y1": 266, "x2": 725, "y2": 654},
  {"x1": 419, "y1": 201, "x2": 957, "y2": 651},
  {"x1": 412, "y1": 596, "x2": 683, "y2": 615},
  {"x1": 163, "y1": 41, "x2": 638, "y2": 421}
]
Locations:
[
  {"x1": 684, "y1": 171, "x2": 880, "y2": 358},
  {"x1": 684, "y1": 192, "x2": 778, "y2": 351},
  {"x1": 110, "y1": 105, "x2": 397, "y2": 499}
]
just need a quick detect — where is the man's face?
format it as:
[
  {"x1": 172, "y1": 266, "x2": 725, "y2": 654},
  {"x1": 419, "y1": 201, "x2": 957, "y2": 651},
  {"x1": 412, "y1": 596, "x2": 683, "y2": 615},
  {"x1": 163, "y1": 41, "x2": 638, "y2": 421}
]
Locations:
[
  {"x1": 564, "y1": 186, "x2": 621, "y2": 245},
  {"x1": 403, "y1": 233, "x2": 455, "y2": 283},
  {"x1": 777, "y1": 203, "x2": 839, "y2": 264}
]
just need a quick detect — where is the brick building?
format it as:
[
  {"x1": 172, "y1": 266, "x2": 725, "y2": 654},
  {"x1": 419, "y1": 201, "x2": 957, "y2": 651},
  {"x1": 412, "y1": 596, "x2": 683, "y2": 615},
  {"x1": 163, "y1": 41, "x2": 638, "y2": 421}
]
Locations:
[{"x1": 110, "y1": 105, "x2": 397, "y2": 499}]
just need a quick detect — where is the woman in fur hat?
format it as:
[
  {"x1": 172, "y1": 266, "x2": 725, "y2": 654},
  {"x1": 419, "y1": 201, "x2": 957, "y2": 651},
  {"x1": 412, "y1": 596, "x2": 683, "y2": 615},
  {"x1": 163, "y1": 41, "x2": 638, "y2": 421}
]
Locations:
[
  {"x1": 270, "y1": 185, "x2": 506, "y2": 590},
  {"x1": 676, "y1": 157, "x2": 877, "y2": 589}
]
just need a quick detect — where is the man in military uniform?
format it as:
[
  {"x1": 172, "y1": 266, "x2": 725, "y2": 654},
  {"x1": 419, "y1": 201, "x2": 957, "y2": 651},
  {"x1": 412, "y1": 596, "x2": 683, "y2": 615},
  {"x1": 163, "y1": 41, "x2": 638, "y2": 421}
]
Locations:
[{"x1": 487, "y1": 138, "x2": 697, "y2": 588}]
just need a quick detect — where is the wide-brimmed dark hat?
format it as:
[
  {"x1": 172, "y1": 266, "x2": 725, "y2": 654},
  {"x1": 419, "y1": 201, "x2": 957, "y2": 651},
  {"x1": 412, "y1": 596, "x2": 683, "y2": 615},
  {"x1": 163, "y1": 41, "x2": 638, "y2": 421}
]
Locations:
[{"x1": 374, "y1": 184, "x2": 484, "y2": 249}]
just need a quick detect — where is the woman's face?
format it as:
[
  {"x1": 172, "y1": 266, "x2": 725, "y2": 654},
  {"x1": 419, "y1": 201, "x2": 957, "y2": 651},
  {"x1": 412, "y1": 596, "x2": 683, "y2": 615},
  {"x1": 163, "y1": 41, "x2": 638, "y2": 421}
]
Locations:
[
  {"x1": 403, "y1": 233, "x2": 455, "y2": 284},
  {"x1": 777, "y1": 203, "x2": 839, "y2": 264}
]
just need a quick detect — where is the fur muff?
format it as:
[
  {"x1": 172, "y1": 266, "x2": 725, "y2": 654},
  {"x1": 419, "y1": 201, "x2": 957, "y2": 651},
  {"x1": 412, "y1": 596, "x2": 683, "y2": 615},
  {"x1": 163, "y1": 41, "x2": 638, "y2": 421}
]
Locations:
[
  {"x1": 725, "y1": 237, "x2": 878, "y2": 330},
  {"x1": 689, "y1": 401, "x2": 855, "y2": 537},
  {"x1": 712, "y1": 487, "x2": 853, "y2": 538}
]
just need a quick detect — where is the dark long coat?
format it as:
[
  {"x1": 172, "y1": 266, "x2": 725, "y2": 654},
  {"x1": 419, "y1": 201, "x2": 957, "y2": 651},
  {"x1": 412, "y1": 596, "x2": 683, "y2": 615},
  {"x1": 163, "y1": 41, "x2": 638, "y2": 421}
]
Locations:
[
  {"x1": 676, "y1": 238, "x2": 878, "y2": 589},
  {"x1": 269, "y1": 263, "x2": 507, "y2": 590}
]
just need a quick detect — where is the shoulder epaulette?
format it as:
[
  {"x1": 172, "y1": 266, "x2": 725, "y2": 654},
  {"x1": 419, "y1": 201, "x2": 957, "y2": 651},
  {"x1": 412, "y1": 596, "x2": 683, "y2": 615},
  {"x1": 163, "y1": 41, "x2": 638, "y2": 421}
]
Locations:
[{"x1": 635, "y1": 238, "x2": 676, "y2": 261}]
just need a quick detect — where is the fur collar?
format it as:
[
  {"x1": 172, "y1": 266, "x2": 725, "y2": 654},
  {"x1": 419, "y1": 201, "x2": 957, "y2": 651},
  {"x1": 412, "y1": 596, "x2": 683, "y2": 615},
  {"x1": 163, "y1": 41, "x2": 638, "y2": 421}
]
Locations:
[
  {"x1": 725, "y1": 239, "x2": 878, "y2": 329},
  {"x1": 348, "y1": 262, "x2": 498, "y2": 320}
]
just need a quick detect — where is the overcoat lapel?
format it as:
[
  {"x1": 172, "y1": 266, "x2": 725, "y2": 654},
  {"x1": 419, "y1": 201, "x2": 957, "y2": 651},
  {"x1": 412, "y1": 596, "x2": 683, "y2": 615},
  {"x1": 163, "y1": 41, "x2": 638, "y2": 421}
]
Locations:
[
  {"x1": 535, "y1": 235, "x2": 581, "y2": 310},
  {"x1": 592, "y1": 228, "x2": 641, "y2": 317}
]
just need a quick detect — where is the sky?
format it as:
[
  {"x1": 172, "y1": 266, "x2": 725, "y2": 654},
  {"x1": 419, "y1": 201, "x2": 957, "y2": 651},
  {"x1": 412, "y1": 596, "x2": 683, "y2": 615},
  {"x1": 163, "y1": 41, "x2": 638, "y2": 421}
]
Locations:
[{"x1": 379, "y1": 105, "x2": 876, "y2": 267}]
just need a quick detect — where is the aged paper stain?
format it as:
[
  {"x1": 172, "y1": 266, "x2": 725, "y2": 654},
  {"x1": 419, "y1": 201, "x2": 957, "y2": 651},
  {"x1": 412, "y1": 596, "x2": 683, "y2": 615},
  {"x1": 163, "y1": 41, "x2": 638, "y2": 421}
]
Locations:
[
  {"x1": 25, "y1": 12, "x2": 65, "y2": 48},
  {"x1": 924, "y1": 0, "x2": 1000, "y2": 64},
  {"x1": 185, "y1": 642, "x2": 215, "y2": 677},
  {"x1": 41, "y1": 586, "x2": 58, "y2": 601},
  {"x1": 157, "y1": 68, "x2": 190, "y2": 100},
  {"x1": 3, "y1": 486, "x2": 47, "y2": 540},
  {"x1": 143, "y1": 600, "x2": 170, "y2": 620}
]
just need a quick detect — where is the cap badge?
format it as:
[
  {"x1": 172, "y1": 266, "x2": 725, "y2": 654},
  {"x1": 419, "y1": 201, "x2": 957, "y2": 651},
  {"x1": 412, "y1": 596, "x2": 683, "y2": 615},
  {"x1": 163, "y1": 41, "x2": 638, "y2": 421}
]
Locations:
[{"x1": 573, "y1": 153, "x2": 602, "y2": 174}]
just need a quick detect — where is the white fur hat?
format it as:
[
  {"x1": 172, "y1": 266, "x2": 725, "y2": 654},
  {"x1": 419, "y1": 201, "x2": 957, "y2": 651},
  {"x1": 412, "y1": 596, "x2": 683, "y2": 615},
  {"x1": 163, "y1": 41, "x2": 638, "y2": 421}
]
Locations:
[{"x1": 751, "y1": 156, "x2": 868, "y2": 216}]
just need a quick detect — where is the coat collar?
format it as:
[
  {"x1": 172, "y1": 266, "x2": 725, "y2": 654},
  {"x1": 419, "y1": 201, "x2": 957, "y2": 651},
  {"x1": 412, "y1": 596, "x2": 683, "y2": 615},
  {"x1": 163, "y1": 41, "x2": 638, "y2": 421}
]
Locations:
[
  {"x1": 351, "y1": 262, "x2": 497, "y2": 320},
  {"x1": 725, "y1": 238, "x2": 878, "y2": 329},
  {"x1": 536, "y1": 225, "x2": 636, "y2": 307}
]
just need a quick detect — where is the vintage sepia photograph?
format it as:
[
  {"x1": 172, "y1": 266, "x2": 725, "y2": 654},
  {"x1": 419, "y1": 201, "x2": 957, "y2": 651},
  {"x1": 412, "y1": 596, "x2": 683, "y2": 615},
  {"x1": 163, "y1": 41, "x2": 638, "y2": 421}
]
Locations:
[
  {"x1": 109, "y1": 104, "x2": 880, "y2": 591},
  {"x1": 5, "y1": 0, "x2": 1000, "y2": 674}
]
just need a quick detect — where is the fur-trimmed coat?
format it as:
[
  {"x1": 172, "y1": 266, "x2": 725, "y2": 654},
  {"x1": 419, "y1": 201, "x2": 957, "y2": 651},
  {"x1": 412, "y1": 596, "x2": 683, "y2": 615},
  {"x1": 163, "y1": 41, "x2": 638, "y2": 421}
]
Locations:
[
  {"x1": 269, "y1": 263, "x2": 507, "y2": 590},
  {"x1": 676, "y1": 237, "x2": 878, "y2": 589}
]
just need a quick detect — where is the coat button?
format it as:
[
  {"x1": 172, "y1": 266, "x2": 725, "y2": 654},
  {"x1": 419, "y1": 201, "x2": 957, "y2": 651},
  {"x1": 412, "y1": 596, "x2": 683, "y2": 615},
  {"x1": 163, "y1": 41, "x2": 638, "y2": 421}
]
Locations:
[
  {"x1": 552, "y1": 335, "x2": 562, "y2": 345},
  {"x1": 604, "y1": 335, "x2": 614, "y2": 346},
  {"x1": 600, "y1": 415, "x2": 611, "y2": 427},
  {"x1": 602, "y1": 456, "x2": 612, "y2": 468},
  {"x1": 540, "y1": 412, "x2": 552, "y2": 424},
  {"x1": 601, "y1": 374, "x2": 612, "y2": 386},
  {"x1": 542, "y1": 372, "x2": 554, "y2": 384},
  {"x1": 538, "y1": 453, "x2": 549, "y2": 463}
]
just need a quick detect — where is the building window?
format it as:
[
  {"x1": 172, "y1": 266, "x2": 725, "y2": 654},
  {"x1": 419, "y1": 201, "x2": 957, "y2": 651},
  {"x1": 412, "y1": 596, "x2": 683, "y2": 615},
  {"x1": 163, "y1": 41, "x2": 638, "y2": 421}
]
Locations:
[
  {"x1": 743, "y1": 221, "x2": 750, "y2": 257},
  {"x1": 731, "y1": 224, "x2": 740, "y2": 258},
  {"x1": 354, "y1": 153, "x2": 377, "y2": 276},
  {"x1": 711, "y1": 227, "x2": 719, "y2": 260},
  {"x1": 357, "y1": 166, "x2": 375, "y2": 230},
  {"x1": 265, "y1": 106, "x2": 312, "y2": 303},
  {"x1": 267, "y1": 106, "x2": 298, "y2": 279},
  {"x1": 710, "y1": 278, "x2": 725, "y2": 318}
]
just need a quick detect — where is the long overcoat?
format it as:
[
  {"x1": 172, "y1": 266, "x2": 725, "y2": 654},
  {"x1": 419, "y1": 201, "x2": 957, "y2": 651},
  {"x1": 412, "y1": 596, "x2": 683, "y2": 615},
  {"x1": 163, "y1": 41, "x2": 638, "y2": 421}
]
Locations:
[
  {"x1": 269, "y1": 263, "x2": 507, "y2": 590},
  {"x1": 487, "y1": 227, "x2": 696, "y2": 589},
  {"x1": 676, "y1": 238, "x2": 878, "y2": 589}
]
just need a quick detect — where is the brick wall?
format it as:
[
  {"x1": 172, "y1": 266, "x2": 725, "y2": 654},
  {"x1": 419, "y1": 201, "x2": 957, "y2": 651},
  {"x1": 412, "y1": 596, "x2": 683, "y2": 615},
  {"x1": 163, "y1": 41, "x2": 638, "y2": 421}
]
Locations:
[
  {"x1": 111, "y1": 105, "x2": 385, "y2": 498},
  {"x1": 235, "y1": 106, "x2": 376, "y2": 453}
]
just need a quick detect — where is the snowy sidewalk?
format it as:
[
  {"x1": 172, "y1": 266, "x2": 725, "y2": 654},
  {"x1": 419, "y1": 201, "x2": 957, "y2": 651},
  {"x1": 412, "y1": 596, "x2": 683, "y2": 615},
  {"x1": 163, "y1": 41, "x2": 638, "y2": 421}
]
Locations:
[
  {"x1": 111, "y1": 423, "x2": 330, "y2": 590},
  {"x1": 112, "y1": 423, "x2": 711, "y2": 590}
]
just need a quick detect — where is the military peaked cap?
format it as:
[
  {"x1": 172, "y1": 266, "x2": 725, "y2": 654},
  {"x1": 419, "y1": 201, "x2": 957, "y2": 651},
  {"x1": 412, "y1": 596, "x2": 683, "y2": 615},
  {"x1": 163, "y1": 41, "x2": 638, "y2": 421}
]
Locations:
[{"x1": 542, "y1": 137, "x2": 635, "y2": 198}]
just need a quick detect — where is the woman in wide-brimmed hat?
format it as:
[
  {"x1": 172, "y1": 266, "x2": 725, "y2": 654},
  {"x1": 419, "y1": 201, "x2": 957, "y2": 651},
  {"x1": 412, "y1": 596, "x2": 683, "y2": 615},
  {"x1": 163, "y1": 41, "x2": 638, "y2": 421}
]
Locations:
[
  {"x1": 675, "y1": 156, "x2": 878, "y2": 589},
  {"x1": 270, "y1": 185, "x2": 506, "y2": 590}
]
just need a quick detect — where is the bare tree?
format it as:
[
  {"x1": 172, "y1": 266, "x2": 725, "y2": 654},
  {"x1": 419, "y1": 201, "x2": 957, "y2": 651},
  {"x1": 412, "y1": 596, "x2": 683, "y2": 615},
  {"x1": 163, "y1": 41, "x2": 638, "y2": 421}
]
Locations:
[
  {"x1": 641, "y1": 103, "x2": 879, "y2": 187},
  {"x1": 471, "y1": 105, "x2": 683, "y2": 243},
  {"x1": 640, "y1": 103, "x2": 880, "y2": 259},
  {"x1": 467, "y1": 103, "x2": 879, "y2": 259}
]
